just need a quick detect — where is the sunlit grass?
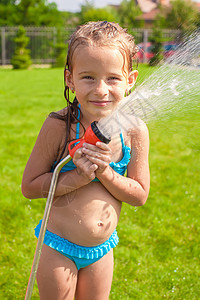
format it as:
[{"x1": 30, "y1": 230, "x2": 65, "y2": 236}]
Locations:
[{"x1": 0, "y1": 65, "x2": 199, "y2": 299}]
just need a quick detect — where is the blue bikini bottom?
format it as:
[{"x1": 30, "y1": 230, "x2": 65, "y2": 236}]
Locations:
[{"x1": 35, "y1": 220, "x2": 119, "y2": 270}]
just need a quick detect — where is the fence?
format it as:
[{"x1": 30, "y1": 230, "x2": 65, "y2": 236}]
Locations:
[
  {"x1": 0, "y1": 27, "x2": 181, "y2": 65},
  {"x1": 0, "y1": 27, "x2": 74, "y2": 65}
]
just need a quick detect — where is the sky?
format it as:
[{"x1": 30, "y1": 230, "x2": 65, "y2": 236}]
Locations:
[
  {"x1": 48, "y1": 0, "x2": 127, "y2": 12},
  {"x1": 48, "y1": 0, "x2": 200, "y2": 12}
]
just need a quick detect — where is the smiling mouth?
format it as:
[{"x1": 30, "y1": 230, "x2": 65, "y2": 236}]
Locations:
[{"x1": 89, "y1": 101, "x2": 111, "y2": 107}]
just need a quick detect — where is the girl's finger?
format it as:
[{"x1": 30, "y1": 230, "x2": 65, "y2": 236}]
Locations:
[
  {"x1": 86, "y1": 155, "x2": 108, "y2": 168},
  {"x1": 83, "y1": 142, "x2": 111, "y2": 152},
  {"x1": 82, "y1": 145, "x2": 111, "y2": 157},
  {"x1": 95, "y1": 141, "x2": 111, "y2": 151},
  {"x1": 88, "y1": 163, "x2": 98, "y2": 173},
  {"x1": 73, "y1": 148, "x2": 83, "y2": 160},
  {"x1": 83, "y1": 149, "x2": 111, "y2": 163}
]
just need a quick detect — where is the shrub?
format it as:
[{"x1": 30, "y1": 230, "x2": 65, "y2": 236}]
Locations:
[
  {"x1": 11, "y1": 26, "x2": 32, "y2": 69},
  {"x1": 149, "y1": 24, "x2": 164, "y2": 66}
]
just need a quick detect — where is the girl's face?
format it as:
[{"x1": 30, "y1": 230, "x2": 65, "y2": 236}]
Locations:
[{"x1": 66, "y1": 45, "x2": 138, "y2": 124}]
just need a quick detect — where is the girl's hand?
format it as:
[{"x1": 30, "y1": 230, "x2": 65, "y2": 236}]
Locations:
[
  {"x1": 73, "y1": 148, "x2": 98, "y2": 182},
  {"x1": 81, "y1": 142, "x2": 112, "y2": 174}
]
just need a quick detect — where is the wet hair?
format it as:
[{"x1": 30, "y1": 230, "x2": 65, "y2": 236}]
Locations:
[
  {"x1": 50, "y1": 21, "x2": 139, "y2": 164},
  {"x1": 67, "y1": 21, "x2": 139, "y2": 73}
]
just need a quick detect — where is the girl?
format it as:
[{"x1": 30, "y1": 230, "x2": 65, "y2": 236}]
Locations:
[{"x1": 22, "y1": 21, "x2": 150, "y2": 300}]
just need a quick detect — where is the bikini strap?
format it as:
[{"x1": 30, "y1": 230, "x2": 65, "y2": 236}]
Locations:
[
  {"x1": 120, "y1": 132, "x2": 125, "y2": 149},
  {"x1": 76, "y1": 104, "x2": 81, "y2": 139},
  {"x1": 116, "y1": 110, "x2": 125, "y2": 149}
]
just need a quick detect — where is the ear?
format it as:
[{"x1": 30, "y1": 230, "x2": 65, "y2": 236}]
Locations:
[
  {"x1": 127, "y1": 70, "x2": 138, "y2": 90},
  {"x1": 65, "y1": 69, "x2": 75, "y2": 92}
]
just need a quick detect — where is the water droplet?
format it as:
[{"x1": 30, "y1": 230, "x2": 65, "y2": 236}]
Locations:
[
  {"x1": 79, "y1": 220, "x2": 82, "y2": 224},
  {"x1": 97, "y1": 221, "x2": 103, "y2": 227}
]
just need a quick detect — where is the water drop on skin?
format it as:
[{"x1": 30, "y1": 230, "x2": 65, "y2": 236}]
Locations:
[
  {"x1": 97, "y1": 222, "x2": 103, "y2": 227},
  {"x1": 79, "y1": 220, "x2": 82, "y2": 224}
]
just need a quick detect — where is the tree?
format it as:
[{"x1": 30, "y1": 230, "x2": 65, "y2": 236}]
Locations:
[
  {"x1": 0, "y1": 4, "x2": 18, "y2": 25},
  {"x1": 11, "y1": 26, "x2": 32, "y2": 69},
  {"x1": 81, "y1": 7, "x2": 119, "y2": 23},
  {"x1": 52, "y1": 28, "x2": 67, "y2": 68},
  {"x1": 119, "y1": 0, "x2": 143, "y2": 30},
  {"x1": 0, "y1": 0, "x2": 17, "y2": 4},
  {"x1": 0, "y1": 0, "x2": 64, "y2": 26},
  {"x1": 80, "y1": 0, "x2": 119, "y2": 24},
  {"x1": 80, "y1": 0, "x2": 94, "y2": 14},
  {"x1": 17, "y1": 0, "x2": 63, "y2": 26},
  {"x1": 158, "y1": 0, "x2": 199, "y2": 32},
  {"x1": 61, "y1": 11, "x2": 80, "y2": 28},
  {"x1": 149, "y1": 21, "x2": 164, "y2": 66}
]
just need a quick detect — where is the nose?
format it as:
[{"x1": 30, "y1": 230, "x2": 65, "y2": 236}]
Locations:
[{"x1": 94, "y1": 80, "x2": 109, "y2": 97}]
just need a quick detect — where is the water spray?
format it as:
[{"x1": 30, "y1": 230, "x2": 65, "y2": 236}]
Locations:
[
  {"x1": 25, "y1": 122, "x2": 110, "y2": 300},
  {"x1": 98, "y1": 30, "x2": 200, "y2": 138}
]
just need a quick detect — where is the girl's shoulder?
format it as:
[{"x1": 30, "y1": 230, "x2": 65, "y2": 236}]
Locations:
[
  {"x1": 52, "y1": 106, "x2": 68, "y2": 117},
  {"x1": 42, "y1": 110, "x2": 66, "y2": 131},
  {"x1": 38, "y1": 108, "x2": 68, "y2": 147},
  {"x1": 123, "y1": 118, "x2": 149, "y2": 147},
  {"x1": 127, "y1": 118, "x2": 149, "y2": 137}
]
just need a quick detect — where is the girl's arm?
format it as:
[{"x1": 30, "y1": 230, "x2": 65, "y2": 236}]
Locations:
[
  {"x1": 21, "y1": 117, "x2": 97, "y2": 199},
  {"x1": 82, "y1": 123, "x2": 150, "y2": 206}
]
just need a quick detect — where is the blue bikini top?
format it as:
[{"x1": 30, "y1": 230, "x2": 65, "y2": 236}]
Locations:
[{"x1": 51, "y1": 109, "x2": 131, "y2": 182}]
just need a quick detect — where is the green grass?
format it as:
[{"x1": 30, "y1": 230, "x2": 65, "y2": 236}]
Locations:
[{"x1": 0, "y1": 65, "x2": 199, "y2": 299}]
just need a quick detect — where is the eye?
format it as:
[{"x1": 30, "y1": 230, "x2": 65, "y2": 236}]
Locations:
[
  {"x1": 108, "y1": 76, "x2": 121, "y2": 82},
  {"x1": 82, "y1": 76, "x2": 94, "y2": 80}
]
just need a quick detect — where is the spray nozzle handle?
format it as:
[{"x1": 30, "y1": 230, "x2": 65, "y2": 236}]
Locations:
[{"x1": 68, "y1": 139, "x2": 85, "y2": 157}]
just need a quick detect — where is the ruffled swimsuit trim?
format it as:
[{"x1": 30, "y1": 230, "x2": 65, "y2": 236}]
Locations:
[{"x1": 35, "y1": 220, "x2": 119, "y2": 260}]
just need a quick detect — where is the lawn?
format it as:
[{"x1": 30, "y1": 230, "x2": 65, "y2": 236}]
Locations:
[{"x1": 0, "y1": 65, "x2": 199, "y2": 299}]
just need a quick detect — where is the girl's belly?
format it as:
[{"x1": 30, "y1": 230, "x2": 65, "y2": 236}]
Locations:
[{"x1": 47, "y1": 182, "x2": 122, "y2": 247}]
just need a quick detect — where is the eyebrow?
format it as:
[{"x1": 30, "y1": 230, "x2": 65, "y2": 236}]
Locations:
[
  {"x1": 78, "y1": 71, "x2": 92, "y2": 75},
  {"x1": 78, "y1": 71, "x2": 124, "y2": 77}
]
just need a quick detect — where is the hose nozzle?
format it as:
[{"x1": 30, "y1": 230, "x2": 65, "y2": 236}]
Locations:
[{"x1": 68, "y1": 121, "x2": 111, "y2": 157}]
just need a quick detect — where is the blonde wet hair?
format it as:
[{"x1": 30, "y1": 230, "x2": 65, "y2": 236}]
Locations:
[{"x1": 66, "y1": 21, "x2": 138, "y2": 74}]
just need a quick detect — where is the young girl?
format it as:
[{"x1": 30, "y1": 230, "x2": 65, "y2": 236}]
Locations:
[{"x1": 22, "y1": 21, "x2": 150, "y2": 300}]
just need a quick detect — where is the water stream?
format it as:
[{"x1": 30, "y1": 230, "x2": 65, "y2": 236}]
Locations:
[{"x1": 97, "y1": 30, "x2": 200, "y2": 139}]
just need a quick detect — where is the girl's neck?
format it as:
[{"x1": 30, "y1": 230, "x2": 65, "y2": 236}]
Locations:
[{"x1": 79, "y1": 107, "x2": 100, "y2": 128}]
